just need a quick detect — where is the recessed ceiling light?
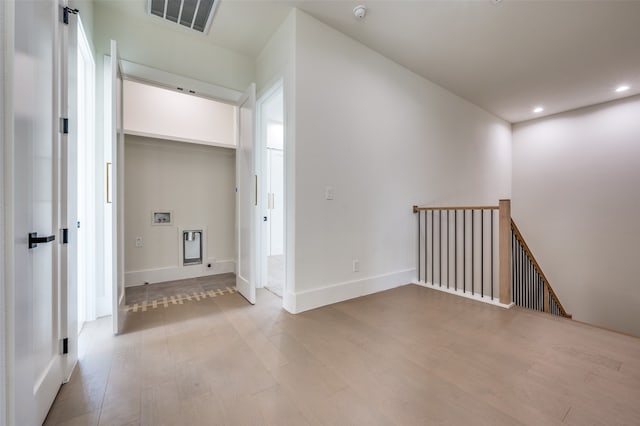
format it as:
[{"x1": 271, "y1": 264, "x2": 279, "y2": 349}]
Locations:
[
  {"x1": 533, "y1": 107, "x2": 544, "y2": 113},
  {"x1": 615, "y1": 85, "x2": 630, "y2": 93}
]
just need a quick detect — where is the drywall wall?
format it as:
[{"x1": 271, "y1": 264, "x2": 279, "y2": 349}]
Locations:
[
  {"x1": 124, "y1": 135, "x2": 236, "y2": 286},
  {"x1": 92, "y1": 2, "x2": 255, "y2": 92},
  {"x1": 123, "y1": 80, "x2": 237, "y2": 147},
  {"x1": 290, "y1": 11, "x2": 511, "y2": 311},
  {"x1": 513, "y1": 95, "x2": 640, "y2": 336},
  {"x1": 256, "y1": 10, "x2": 295, "y2": 94}
]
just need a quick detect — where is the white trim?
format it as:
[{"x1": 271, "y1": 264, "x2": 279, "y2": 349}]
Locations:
[
  {"x1": 1, "y1": 1, "x2": 14, "y2": 424},
  {"x1": 124, "y1": 129, "x2": 237, "y2": 150},
  {"x1": 76, "y1": 14, "x2": 97, "y2": 327},
  {"x1": 125, "y1": 260, "x2": 235, "y2": 287},
  {"x1": 256, "y1": 79, "x2": 285, "y2": 292},
  {"x1": 283, "y1": 269, "x2": 415, "y2": 314},
  {"x1": 415, "y1": 281, "x2": 515, "y2": 309},
  {"x1": 119, "y1": 59, "x2": 242, "y2": 105},
  {"x1": 0, "y1": 0, "x2": 10, "y2": 423}
]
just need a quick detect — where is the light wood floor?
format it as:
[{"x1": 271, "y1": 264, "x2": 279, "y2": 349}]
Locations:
[{"x1": 44, "y1": 285, "x2": 640, "y2": 425}]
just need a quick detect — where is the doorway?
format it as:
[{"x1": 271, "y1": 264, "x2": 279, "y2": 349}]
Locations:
[
  {"x1": 104, "y1": 58, "x2": 265, "y2": 334},
  {"x1": 259, "y1": 82, "x2": 285, "y2": 297},
  {"x1": 76, "y1": 16, "x2": 96, "y2": 334},
  {"x1": 118, "y1": 77, "x2": 242, "y2": 316}
]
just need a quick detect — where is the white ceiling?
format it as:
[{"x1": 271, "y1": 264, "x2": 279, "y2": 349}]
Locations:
[{"x1": 97, "y1": 0, "x2": 640, "y2": 123}]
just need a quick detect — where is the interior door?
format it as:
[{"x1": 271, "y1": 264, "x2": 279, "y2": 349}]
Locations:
[
  {"x1": 236, "y1": 84, "x2": 257, "y2": 304},
  {"x1": 109, "y1": 40, "x2": 126, "y2": 334},
  {"x1": 12, "y1": 0, "x2": 64, "y2": 423},
  {"x1": 60, "y1": 1, "x2": 79, "y2": 380},
  {"x1": 269, "y1": 148, "x2": 284, "y2": 256}
]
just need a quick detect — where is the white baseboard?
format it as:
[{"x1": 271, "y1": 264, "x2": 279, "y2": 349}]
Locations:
[
  {"x1": 283, "y1": 269, "x2": 415, "y2": 314},
  {"x1": 125, "y1": 259, "x2": 235, "y2": 287},
  {"x1": 415, "y1": 281, "x2": 515, "y2": 309}
]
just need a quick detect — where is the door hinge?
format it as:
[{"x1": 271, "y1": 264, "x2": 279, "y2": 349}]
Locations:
[
  {"x1": 61, "y1": 117, "x2": 69, "y2": 134},
  {"x1": 62, "y1": 6, "x2": 79, "y2": 25},
  {"x1": 61, "y1": 228, "x2": 69, "y2": 244},
  {"x1": 61, "y1": 337, "x2": 69, "y2": 355}
]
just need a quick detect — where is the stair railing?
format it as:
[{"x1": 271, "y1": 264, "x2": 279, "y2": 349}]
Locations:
[
  {"x1": 413, "y1": 199, "x2": 570, "y2": 318},
  {"x1": 510, "y1": 219, "x2": 571, "y2": 318},
  {"x1": 413, "y1": 204, "x2": 500, "y2": 302}
]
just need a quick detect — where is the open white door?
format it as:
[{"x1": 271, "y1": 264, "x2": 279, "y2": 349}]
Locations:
[
  {"x1": 108, "y1": 40, "x2": 126, "y2": 334},
  {"x1": 236, "y1": 84, "x2": 257, "y2": 304},
  {"x1": 9, "y1": 0, "x2": 65, "y2": 423}
]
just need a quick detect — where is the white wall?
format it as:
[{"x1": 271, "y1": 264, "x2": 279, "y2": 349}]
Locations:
[
  {"x1": 124, "y1": 135, "x2": 236, "y2": 286},
  {"x1": 289, "y1": 11, "x2": 511, "y2": 312},
  {"x1": 124, "y1": 80, "x2": 237, "y2": 148},
  {"x1": 256, "y1": 10, "x2": 295, "y2": 94},
  {"x1": 513, "y1": 95, "x2": 640, "y2": 336},
  {"x1": 92, "y1": 2, "x2": 255, "y2": 92},
  {"x1": 93, "y1": 3, "x2": 253, "y2": 291}
]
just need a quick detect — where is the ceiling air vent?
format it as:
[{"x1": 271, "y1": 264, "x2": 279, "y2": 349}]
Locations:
[{"x1": 148, "y1": 0, "x2": 219, "y2": 34}]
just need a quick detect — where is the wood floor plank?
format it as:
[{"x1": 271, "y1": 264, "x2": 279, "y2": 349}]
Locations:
[{"x1": 46, "y1": 284, "x2": 640, "y2": 426}]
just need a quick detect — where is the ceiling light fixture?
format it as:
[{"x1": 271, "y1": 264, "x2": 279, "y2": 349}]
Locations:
[
  {"x1": 533, "y1": 106, "x2": 544, "y2": 113},
  {"x1": 615, "y1": 85, "x2": 630, "y2": 93}
]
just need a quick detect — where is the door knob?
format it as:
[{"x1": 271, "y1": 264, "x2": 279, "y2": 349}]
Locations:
[{"x1": 28, "y1": 232, "x2": 55, "y2": 249}]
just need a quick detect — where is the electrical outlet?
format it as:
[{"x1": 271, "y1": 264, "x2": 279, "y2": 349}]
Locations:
[
  {"x1": 353, "y1": 259, "x2": 359, "y2": 272},
  {"x1": 135, "y1": 237, "x2": 143, "y2": 248}
]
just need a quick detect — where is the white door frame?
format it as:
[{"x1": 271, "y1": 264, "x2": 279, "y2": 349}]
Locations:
[
  {"x1": 105, "y1": 41, "x2": 126, "y2": 335},
  {"x1": 107, "y1": 61, "x2": 244, "y2": 315},
  {"x1": 60, "y1": 0, "x2": 80, "y2": 381},
  {"x1": 75, "y1": 15, "x2": 96, "y2": 328},
  {"x1": 256, "y1": 79, "x2": 285, "y2": 292},
  {"x1": 1, "y1": 1, "x2": 12, "y2": 424},
  {"x1": 256, "y1": 76, "x2": 286, "y2": 302}
]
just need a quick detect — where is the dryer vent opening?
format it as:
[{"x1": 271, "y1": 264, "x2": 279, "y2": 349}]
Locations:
[{"x1": 148, "y1": 0, "x2": 219, "y2": 34}]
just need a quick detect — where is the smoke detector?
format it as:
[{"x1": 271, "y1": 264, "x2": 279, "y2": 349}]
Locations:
[{"x1": 353, "y1": 5, "x2": 367, "y2": 19}]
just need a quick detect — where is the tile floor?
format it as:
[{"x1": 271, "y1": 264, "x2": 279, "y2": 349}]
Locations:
[
  {"x1": 125, "y1": 273, "x2": 236, "y2": 306},
  {"x1": 44, "y1": 285, "x2": 640, "y2": 425}
]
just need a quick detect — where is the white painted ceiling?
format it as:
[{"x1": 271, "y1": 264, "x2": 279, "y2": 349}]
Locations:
[{"x1": 97, "y1": 0, "x2": 640, "y2": 123}]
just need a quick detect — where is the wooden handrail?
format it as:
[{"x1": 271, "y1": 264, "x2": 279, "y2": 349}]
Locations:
[
  {"x1": 510, "y1": 219, "x2": 571, "y2": 318},
  {"x1": 413, "y1": 205, "x2": 498, "y2": 213}
]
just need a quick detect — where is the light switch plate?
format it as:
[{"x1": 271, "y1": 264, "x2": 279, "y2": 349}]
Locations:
[{"x1": 325, "y1": 186, "x2": 334, "y2": 200}]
